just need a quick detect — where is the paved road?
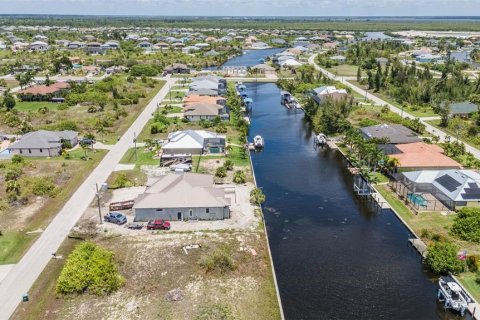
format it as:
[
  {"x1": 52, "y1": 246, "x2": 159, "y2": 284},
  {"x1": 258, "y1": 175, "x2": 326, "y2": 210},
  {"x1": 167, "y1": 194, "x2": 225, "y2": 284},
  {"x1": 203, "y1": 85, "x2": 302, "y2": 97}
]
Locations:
[
  {"x1": 308, "y1": 54, "x2": 480, "y2": 159},
  {"x1": 0, "y1": 77, "x2": 176, "y2": 318}
]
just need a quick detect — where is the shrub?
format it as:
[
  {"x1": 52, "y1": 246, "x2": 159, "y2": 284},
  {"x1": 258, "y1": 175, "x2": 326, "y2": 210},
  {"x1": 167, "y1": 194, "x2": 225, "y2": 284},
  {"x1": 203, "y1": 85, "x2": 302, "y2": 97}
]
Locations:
[
  {"x1": 130, "y1": 64, "x2": 158, "y2": 77},
  {"x1": 195, "y1": 304, "x2": 234, "y2": 320},
  {"x1": 199, "y1": 247, "x2": 236, "y2": 274},
  {"x1": 425, "y1": 241, "x2": 465, "y2": 275},
  {"x1": 250, "y1": 187, "x2": 266, "y2": 205},
  {"x1": 467, "y1": 256, "x2": 478, "y2": 272},
  {"x1": 111, "y1": 172, "x2": 134, "y2": 189},
  {"x1": 223, "y1": 160, "x2": 233, "y2": 171},
  {"x1": 233, "y1": 170, "x2": 246, "y2": 184},
  {"x1": 450, "y1": 207, "x2": 480, "y2": 243},
  {"x1": 21, "y1": 176, "x2": 57, "y2": 197},
  {"x1": 11, "y1": 155, "x2": 25, "y2": 165},
  {"x1": 215, "y1": 166, "x2": 227, "y2": 178},
  {"x1": 56, "y1": 242, "x2": 125, "y2": 295}
]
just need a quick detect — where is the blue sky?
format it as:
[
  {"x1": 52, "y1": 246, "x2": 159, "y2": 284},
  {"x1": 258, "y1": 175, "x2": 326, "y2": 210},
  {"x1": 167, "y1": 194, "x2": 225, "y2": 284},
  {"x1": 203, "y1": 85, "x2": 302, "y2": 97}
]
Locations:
[{"x1": 0, "y1": 0, "x2": 478, "y2": 16}]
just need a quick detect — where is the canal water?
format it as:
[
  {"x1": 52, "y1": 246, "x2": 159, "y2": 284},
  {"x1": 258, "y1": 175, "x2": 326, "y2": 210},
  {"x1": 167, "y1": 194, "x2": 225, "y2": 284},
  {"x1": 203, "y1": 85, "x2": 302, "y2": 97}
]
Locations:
[{"x1": 225, "y1": 50, "x2": 464, "y2": 319}]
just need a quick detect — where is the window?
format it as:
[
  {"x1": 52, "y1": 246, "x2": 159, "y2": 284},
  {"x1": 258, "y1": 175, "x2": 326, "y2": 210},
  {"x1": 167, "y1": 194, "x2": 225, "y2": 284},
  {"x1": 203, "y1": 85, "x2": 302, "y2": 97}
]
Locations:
[
  {"x1": 189, "y1": 210, "x2": 193, "y2": 217},
  {"x1": 28, "y1": 149, "x2": 31, "y2": 154},
  {"x1": 156, "y1": 209, "x2": 163, "y2": 212},
  {"x1": 19, "y1": 150, "x2": 23, "y2": 154},
  {"x1": 40, "y1": 149, "x2": 43, "y2": 153},
  {"x1": 206, "y1": 208, "x2": 210, "y2": 213}
]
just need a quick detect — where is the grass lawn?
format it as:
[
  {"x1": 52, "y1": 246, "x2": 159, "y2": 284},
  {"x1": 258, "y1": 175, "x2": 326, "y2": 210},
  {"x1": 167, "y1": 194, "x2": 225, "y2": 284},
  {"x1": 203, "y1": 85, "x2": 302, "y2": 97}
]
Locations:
[
  {"x1": 326, "y1": 64, "x2": 363, "y2": 77},
  {"x1": 107, "y1": 168, "x2": 147, "y2": 188},
  {"x1": 457, "y1": 273, "x2": 480, "y2": 303},
  {"x1": 427, "y1": 119, "x2": 480, "y2": 150},
  {"x1": 372, "y1": 172, "x2": 390, "y2": 184},
  {"x1": 347, "y1": 80, "x2": 438, "y2": 118},
  {"x1": 14, "y1": 101, "x2": 60, "y2": 112},
  {"x1": 228, "y1": 145, "x2": 250, "y2": 167},
  {"x1": 101, "y1": 80, "x2": 166, "y2": 144},
  {"x1": 0, "y1": 149, "x2": 106, "y2": 264},
  {"x1": 0, "y1": 231, "x2": 37, "y2": 264},
  {"x1": 119, "y1": 148, "x2": 159, "y2": 166}
]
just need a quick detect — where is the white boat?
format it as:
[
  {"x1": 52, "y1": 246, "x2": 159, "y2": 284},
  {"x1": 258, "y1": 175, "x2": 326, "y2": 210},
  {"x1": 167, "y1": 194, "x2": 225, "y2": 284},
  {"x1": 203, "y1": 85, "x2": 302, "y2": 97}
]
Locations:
[
  {"x1": 253, "y1": 135, "x2": 264, "y2": 149},
  {"x1": 314, "y1": 133, "x2": 327, "y2": 146},
  {"x1": 438, "y1": 276, "x2": 471, "y2": 316},
  {"x1": 170, "y1": 163, "x2": 192, "y2": 172}
]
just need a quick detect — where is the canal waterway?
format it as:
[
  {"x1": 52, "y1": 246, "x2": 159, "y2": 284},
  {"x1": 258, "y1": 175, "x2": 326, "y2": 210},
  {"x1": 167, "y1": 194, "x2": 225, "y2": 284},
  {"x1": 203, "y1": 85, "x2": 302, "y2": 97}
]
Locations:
[{"x1": 225, "y1": 49, "x2": 464, "y2": 319}]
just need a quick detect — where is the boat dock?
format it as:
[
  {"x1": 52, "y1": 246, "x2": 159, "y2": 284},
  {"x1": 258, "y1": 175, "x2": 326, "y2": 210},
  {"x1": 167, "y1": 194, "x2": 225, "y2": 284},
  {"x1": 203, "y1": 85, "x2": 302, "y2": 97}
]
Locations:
[{"x1": 408, "y1": 238, "x2": 427, "y2": 258}]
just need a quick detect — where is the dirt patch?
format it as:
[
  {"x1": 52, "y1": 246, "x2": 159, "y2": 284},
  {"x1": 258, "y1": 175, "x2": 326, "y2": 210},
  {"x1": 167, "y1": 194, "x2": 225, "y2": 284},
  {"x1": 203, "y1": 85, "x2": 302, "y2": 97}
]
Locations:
[{"x1": 16, "y1": 231, "x2": 279, "y2": 320}]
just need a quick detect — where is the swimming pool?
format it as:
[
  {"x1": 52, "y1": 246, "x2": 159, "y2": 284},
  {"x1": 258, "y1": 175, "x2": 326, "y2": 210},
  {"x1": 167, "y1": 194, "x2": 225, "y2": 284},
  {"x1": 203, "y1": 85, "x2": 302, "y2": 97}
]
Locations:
[{"x1": 407, "y1": 193, "x2": 428, "y2": 207}]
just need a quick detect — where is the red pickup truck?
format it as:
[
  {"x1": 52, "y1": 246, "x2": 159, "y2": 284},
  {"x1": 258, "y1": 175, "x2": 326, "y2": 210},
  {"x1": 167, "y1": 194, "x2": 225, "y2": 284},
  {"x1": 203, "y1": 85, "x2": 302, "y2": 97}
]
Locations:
[{"x1": 146, "y1": 219, "x2": 171, "y2": 230}]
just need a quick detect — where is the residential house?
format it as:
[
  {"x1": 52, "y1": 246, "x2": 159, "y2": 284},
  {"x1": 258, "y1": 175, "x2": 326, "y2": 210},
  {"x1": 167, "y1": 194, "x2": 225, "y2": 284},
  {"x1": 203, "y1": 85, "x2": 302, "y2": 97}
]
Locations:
[
  {"x1": 133, "y1": 173, "x2": 231, "y2": 221},
  {"x1": 85, "y1": 42, "x2": 105, "y2": 55},
  {"x1": 190, "y1": 76, "x2": 226, "y2": 95},
  {"x1": 446, "y1": 101, "x2": 479, "y2": 118},
  {"x1": 137, "y1": 41, "x2": 153, "y2": 52},
  {"x1": 184, "y1": 103, "x2": 229, "y2": 121},
  {"x1": 184, "y1": 95, "x2": 226, "y2": 107},
  {"x1": 311, "y1": 86, "x2": 348, "y2": 104},
  {"x1": 251, "y1": 64, "x2": 276, "y2": 75},
  {"x1": 17, "y1": 82, "x2": 70, "y2": 102},
  {"x1": 379, "y1": 142, "x2": 461, "y2": 172},
  {"x1": 400, "y1": 169, "x2": 480, "y2": 210},
  {"x1": 67, "y1": 41, "x2": 85, "y2": 50},
  {"x1": 164, "y1": 63, "x2": 190, "y2": 74},
  {"x1": 360, "y1": 124, "x2": 422, "y2": 144},
  {"x1": 330, "y1": 55, "x2": 347, "y2": 63},
  {"x1": 162, "y1": 130, "x2": 226, "y2": 155},
  {"x1": 103, "y1": 40, "x2": 120, "y2": 50},
  {"x1": 29, "y1": 41, "x2": 49, "y2": 52},
  {"x1": 9, "y1": 130, "x2": 78, "y2": 157}
]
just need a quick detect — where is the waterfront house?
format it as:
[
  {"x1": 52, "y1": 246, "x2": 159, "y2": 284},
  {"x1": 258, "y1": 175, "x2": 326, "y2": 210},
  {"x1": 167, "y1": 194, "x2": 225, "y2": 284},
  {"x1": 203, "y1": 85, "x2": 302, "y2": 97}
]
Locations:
[
  {"x1": 400, "y1": 169, "x2": 480, "y2": 210},
  {"x1": 137, "y1": 41, "x2": 153, "y2": 52},
  {"x1": 360, "y1": 124, "x2": 421, "y2": 144},
  {"x1": 311, "y1": 86, "x2": 348, "y2": 104},
  {"x1": 133, "y1": 173, "x2": 231, "y2": 221},
  {"x1": 162, "y1": 130, "x2": 226, "y2": 155},
  {"x1": 379, "y1": 142, "x2": 461, "y2": 172},
  {"x1": 251, "y1": 64, "x2": 276, "y2": 75},
  {"x1": 9, "y1": 130, "x2": 78, "y2": 157}
]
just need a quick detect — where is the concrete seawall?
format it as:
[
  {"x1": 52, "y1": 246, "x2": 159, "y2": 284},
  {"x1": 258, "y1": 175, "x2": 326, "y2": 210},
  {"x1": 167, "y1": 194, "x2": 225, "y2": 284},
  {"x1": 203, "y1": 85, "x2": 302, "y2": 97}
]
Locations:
[{"x1": 248, "y1": 150, "x2": 286, "y2": 320}]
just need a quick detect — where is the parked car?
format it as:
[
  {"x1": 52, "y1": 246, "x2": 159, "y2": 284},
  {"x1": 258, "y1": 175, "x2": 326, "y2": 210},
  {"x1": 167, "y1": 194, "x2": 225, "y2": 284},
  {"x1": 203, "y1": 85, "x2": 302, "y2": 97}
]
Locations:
[
  {"x1": 127, "y1": 222, "x2": 143, "y2": 230},
  {"x1": 146, "y1": 219, "x2": 171, "y2": 230},
  {"x1": 80, "y1": 138, "x2": 96, "y2": 145},
  {"x1": 104, "y1": 212, "x2": 127, "y2": 225}
]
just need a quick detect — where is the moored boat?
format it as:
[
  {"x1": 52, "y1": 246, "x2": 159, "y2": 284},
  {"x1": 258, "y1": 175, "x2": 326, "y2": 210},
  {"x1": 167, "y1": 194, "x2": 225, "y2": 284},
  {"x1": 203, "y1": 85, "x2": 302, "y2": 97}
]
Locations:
[
  {"x1": 438, "y1": 276, "x2": 471, "y2": 316},
  {"x1": 253, "y1": 135, "x2": 264, "y2": 149}
]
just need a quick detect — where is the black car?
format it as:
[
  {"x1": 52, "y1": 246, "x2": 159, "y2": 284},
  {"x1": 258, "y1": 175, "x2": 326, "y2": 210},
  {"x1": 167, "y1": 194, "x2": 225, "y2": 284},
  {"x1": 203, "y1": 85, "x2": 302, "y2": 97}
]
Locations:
[{"x1": 80, "y1": 138, "x2": 96, "y2": 145}]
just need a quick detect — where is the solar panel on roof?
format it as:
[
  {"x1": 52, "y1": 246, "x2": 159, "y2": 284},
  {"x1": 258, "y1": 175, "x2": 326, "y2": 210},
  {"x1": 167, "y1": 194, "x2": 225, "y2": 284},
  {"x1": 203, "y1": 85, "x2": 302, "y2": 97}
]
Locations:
[
  {"x1": 461, "y1": 193, "x2": 480, "y2": 200},
  {"x1": 435, "y1": 175, "x2": 462, "y2": 192},
  {"x1": 468, "y1": 183, "x2": 480, "y2": 189}
]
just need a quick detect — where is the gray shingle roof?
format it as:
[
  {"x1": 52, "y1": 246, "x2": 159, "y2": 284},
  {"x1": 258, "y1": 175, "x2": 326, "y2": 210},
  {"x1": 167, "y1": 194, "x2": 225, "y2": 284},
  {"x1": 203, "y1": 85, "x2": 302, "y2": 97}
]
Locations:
[
  {"x1": 360, "y1": 124, "x2": 421, "y2": 144},
  {"x1": 9, "y1": 130, "x2": 77, "y2": 149}
]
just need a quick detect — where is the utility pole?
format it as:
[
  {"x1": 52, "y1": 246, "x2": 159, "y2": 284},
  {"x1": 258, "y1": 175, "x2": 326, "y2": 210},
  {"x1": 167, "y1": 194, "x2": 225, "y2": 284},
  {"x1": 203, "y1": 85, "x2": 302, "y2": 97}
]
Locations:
[
  {"x1": 133, "y1": 132, "x2": 137, "y2": 161},
  {"x1": 96, "y1": 183, "x2": 102, "y2": 224}
]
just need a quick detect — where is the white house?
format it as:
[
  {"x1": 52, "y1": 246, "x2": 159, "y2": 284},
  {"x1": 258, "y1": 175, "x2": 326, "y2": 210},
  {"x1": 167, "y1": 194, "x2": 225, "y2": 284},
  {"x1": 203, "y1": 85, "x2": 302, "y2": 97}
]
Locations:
[{"x1": 162, "y1": 130, "x2": 225, "y2": 155}]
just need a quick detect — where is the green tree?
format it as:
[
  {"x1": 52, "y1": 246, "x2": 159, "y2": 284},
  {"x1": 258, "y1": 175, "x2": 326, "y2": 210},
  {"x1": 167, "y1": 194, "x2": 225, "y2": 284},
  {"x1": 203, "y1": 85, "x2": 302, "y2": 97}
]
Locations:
[
  {"x1": 425, "y1": 241, "x2": 465, "y2": 275},
  {"x1": 451, "y1": 207, "x2": 480, "y2": 243},
  {"x1": 215, "y1": 166, "x2": 227, "y2": 178}
]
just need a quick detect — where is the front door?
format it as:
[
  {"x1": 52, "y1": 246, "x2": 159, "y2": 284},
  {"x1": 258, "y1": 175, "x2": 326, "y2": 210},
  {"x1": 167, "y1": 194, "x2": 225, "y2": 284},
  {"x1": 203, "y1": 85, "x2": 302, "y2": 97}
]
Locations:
[{"x1": 177, "y1": 212, "x2": 182, "y2": 221}]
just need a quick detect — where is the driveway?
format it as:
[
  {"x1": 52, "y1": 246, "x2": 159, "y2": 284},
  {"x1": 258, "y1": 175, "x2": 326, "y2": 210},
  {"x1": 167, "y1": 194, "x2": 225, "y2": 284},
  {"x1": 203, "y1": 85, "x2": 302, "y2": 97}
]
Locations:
[{"x1": 0, "y1": 78, "x2": 177, "y2": 318}]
